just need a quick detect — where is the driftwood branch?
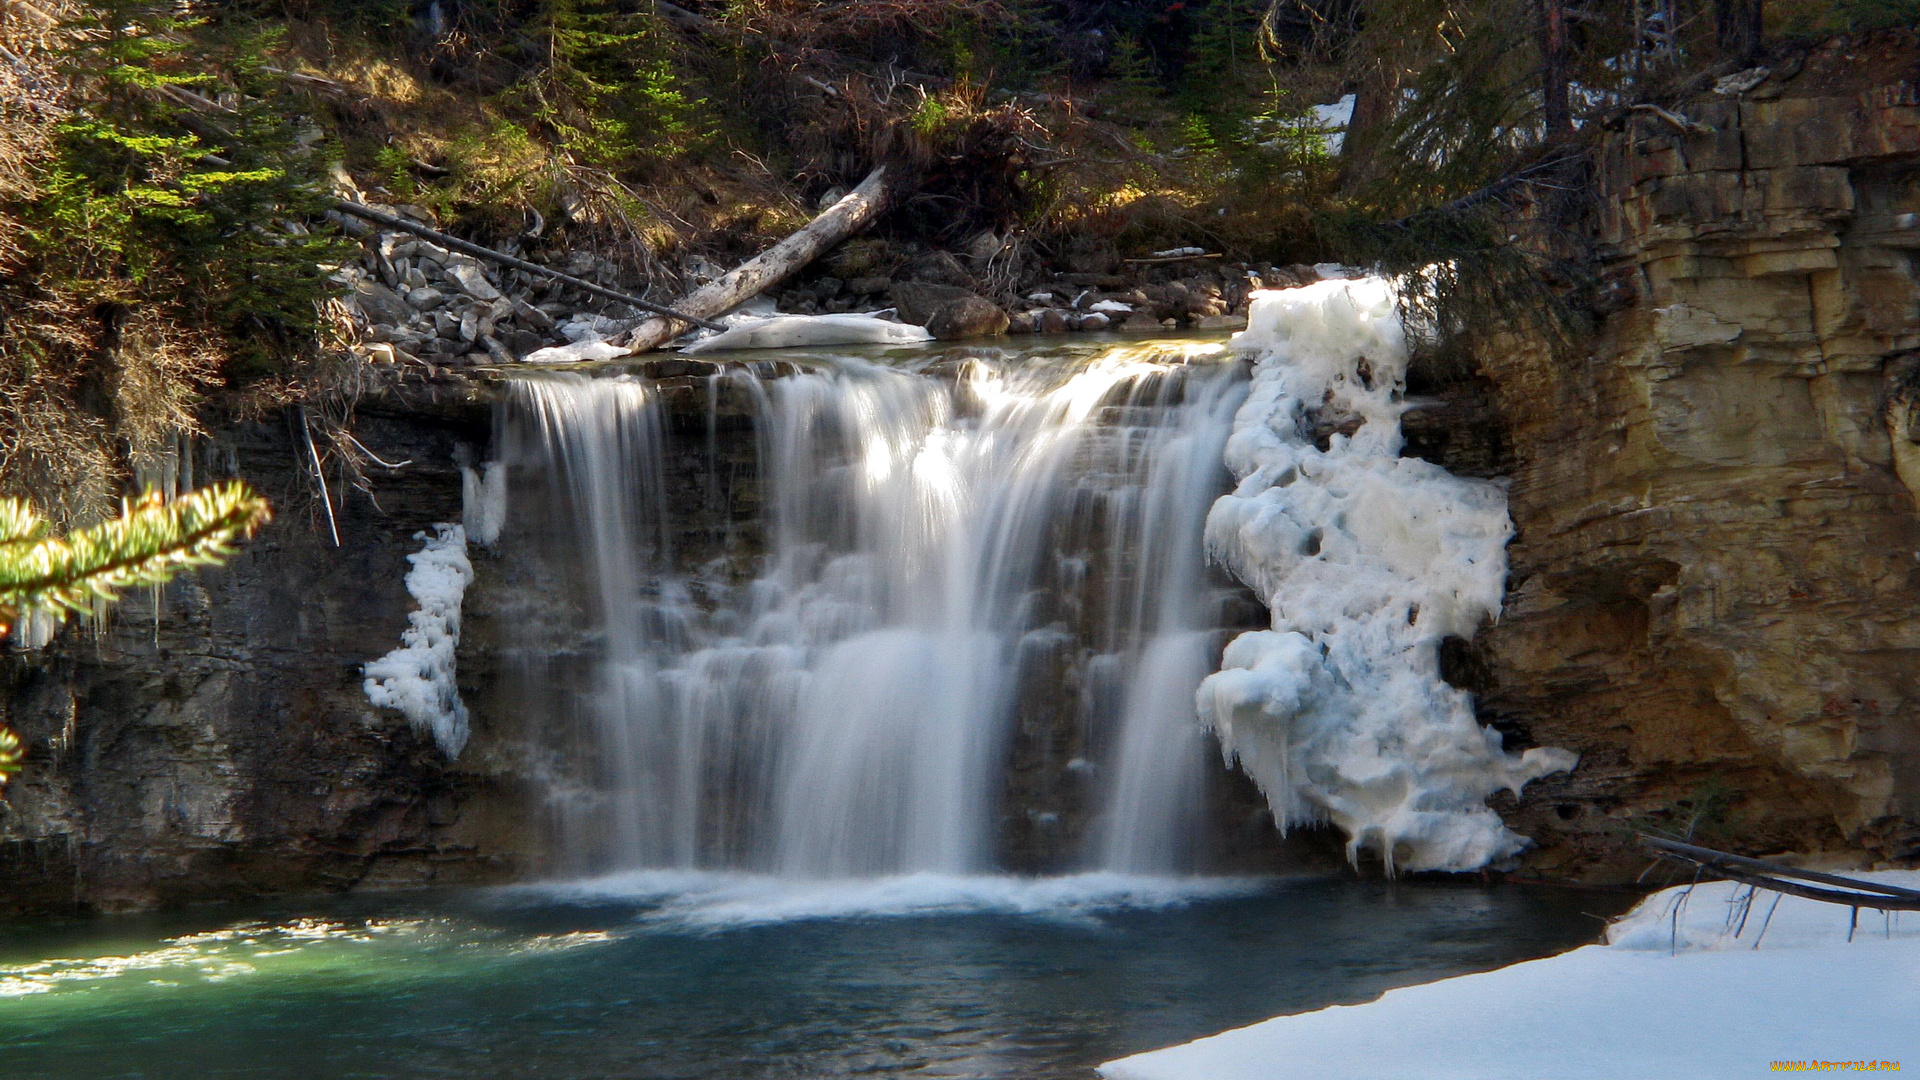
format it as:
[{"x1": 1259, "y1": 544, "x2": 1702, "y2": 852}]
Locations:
[
  {"x1": 328, "y1": 199, "x2": 725, "y2": 331},
  {"x1": 1640, "y1": 835, "x2": 1920, "y2": 912},
  {"x1": 1122, "y1": 252, "x2": 1223, "y2": 266},
  {"x1": 1627, "y1": 102, "x2": 1713, "y2": 136},
  {"x1": 621, "y1": 164, "x2": 893, "y2": 352}
]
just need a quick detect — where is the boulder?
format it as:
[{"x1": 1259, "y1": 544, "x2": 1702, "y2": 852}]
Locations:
[
  {"x1": 889, "y1": 282, "x2": 975, "y2": 325},
  {"x1": 963, "y1": 230, "x2": 1005, "y2": 263},
  {"x1": 926, "y1": 295, "x2": 1009, "y2": 340},
  {"x1": 848, "y1": 276, "x2": 892, "y2": 296},
  {"x1": 905, "y1": 250, "x2": 975, "y2": 288},
  {"x1": 826, "y1": 237, "x2": 895, "y2": 279},
  {"x1": 1037, "y1": 308, "x2": 1070, "y2": 333},
  {"x1": 351, "y1": 281, "x2": 412, "y2": 326},
  {"x1": 447, "y1": 262, "x2": 503, "y2": 302},
  {"x1": 498, "y1": 328, "x2": 548, "y2": 358}
]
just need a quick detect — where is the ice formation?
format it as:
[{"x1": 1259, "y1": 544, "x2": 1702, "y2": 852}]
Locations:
[
  {"x1": 1196, "y1": 278, "x2": 1575, "y2": 872},
  {"x1": 363, "y1": 523, "x2": 474, "y2": 757},
  {"x1": 460, "y1": 461, "x2": 507, "y2": 546},
  {"x1": 680, "y1": 313, "x2": 932, "y2": 354}
]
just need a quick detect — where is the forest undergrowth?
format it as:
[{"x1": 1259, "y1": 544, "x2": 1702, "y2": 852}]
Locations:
[{"x1": 0, "y1": 0, "x2": 1914, "y2": 532}]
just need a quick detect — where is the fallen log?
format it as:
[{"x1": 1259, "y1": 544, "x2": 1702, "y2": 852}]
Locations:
[
  {"x1": 621, "y1": 164, "x2": 892, "y2": 353},
  {"x1": 328, "y1": 198, "x2": 725, "y2": 331},
  {"x1": 1640, "y1": 835, "x2": 1920, "y2": 911}
]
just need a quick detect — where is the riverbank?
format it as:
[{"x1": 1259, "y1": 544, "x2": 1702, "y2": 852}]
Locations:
[{"x1": 1101, "y1": 874, "x2": 1920, "y2": 1079}]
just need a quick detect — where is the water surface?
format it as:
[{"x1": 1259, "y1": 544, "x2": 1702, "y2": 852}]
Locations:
[{"x1": 0, "y1": 874, "x2": 1633, "y2": 1079}]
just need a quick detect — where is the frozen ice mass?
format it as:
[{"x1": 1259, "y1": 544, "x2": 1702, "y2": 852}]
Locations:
[
  {"x1": 1199, "y1": 279, "x2": 1576, "y2": 872},
  {"x1": 362, "y1": 522, "x2": 475, "y2": 758}
]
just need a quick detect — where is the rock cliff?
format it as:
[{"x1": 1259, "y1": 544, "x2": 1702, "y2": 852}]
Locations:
[
  {"x1": 1472, "y1": 37, "x2": 1920, "y2": 879},
  {"x1": 0, "y1": 379, "x2": 540, "y2": 911}
]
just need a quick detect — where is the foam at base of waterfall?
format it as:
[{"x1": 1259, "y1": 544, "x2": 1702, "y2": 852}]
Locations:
[
  {"x1": 363, "y1": 523, "x2": 474, "y2": 758},
  {"x1": 508, "y1": 870, "x2": 1268, "y2": 928},
  {"x1": 1197, "y1": 278, "x2": 1575, "y2": 873},
  {"x1": 680, "y1": 313, "x2": 933, "y2": 354}
]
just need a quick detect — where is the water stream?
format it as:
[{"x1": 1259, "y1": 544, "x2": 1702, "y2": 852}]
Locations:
[
  {"x1": 0, "y1": 330, "x2": 1624, "y2": 1079},
  {"x1": 501, "y1": 338, "x2": 1250, "y2": 876},
  {"x1": 0, "y1": 877, "x2": 1631, "y2": 1079}
]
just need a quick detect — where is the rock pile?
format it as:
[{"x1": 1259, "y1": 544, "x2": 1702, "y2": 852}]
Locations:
[
  {"x1": 336, "y1": 215, "x2": 651, "y2": 366},
  {"x1": 335, "y1": 202, "x2": 1349, "y2": 361}
]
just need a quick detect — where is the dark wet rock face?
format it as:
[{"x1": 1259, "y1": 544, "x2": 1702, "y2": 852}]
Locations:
[{"x1": 0, "y1": 380, "x2": 539, "y2": 913}]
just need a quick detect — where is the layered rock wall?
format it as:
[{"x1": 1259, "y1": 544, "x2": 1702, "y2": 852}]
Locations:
[{"x1": 1477, "y1": 39, "x2": 1920, "y2": 877}]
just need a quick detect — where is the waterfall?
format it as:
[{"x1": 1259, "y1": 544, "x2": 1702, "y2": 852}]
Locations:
[{"x1": 499, "y1": 344, "x2": 1246, "y2": 878}]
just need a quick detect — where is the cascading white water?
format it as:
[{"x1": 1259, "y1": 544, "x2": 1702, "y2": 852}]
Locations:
[
  {"x1": 1088, "y1": 373, "x2": 1246, "y2": 872},
  {"x1": 500, "y1": 343, "x2": 1246, "y2": 878}
]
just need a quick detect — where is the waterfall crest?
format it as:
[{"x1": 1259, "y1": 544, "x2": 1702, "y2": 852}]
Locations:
[{"x1": 499, "y1": 344, "x2": 1246, "y2": 878}]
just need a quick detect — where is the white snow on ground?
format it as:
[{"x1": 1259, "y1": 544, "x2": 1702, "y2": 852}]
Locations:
[
  {"x1": 1197, "y1": 279, "x2": 1574, "y2": 873},
  {"x1": 363, "y1": 523, "x2": 474, "y2": 757},
  {"x1": 680, "y1": 312, "x2": 933, "y2": 354},
  {"x1": 1101, "y1": 874, "x2": 1920, "y2": 1080}
]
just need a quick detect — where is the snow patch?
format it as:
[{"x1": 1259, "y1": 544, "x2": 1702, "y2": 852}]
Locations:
[
  {"x1": 1197, "y1": 279, "x2": 1575, "y2": 873},
  {"x1": 680, "y1": 313, "x2": 933, "y2": 354},
  {"x1": 363, "y1": 523, "x2": 474, "y2": 757},
  {"x1": 521, "y1": 338, "x2": 630, "y2": 365}
]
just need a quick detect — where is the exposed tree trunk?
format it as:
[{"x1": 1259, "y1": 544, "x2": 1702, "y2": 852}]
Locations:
[
  {"x1": 1336, "y1": 67, "x2": 1400, "y2": 191},
  {"x1": 1537, "y1": 0, "x2": 1572, "y2": 139},
  {"x1": 621, "y1": 165, "x2": 894, "y2": 353},
  {"x1": 1714, "y1": 0, "x2": 1764, "y2": 62}
]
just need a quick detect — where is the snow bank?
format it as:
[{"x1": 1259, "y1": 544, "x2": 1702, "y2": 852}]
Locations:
[
  {"x1": 363, "y1": 523, "x2": 474, "y2": 757},
  {"x1": 1198, "y1": 279, "x2": 1575, "y2": 873},
  {"x1": 680, "y1": 313, "x2": 933, "y2": 354},
  {"x1": 1100, "y1": 875, "x2": 1920, "y2": 1080}
]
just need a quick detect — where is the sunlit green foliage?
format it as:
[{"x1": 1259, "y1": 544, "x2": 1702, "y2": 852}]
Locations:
[
  {"x1": 0, "y1": 481, "x2": 273, "y2": 636},
  {"x1": 0, "y1": 725, "x2": 20, "y2": 789},
  {"x1": 505, "y1": 0, "x2": 710, "y2": 168},
  {"x1": 30, "y1": 2, "x2": 352, "y2": 375}
]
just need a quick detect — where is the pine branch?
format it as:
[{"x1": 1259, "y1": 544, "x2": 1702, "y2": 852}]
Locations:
[
  {"x1": 0, "y1": 725, "x2": 20, "y2": 789},
  {"x1": 0, "y1": 481, "x2": 273, "y2": 637}
]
